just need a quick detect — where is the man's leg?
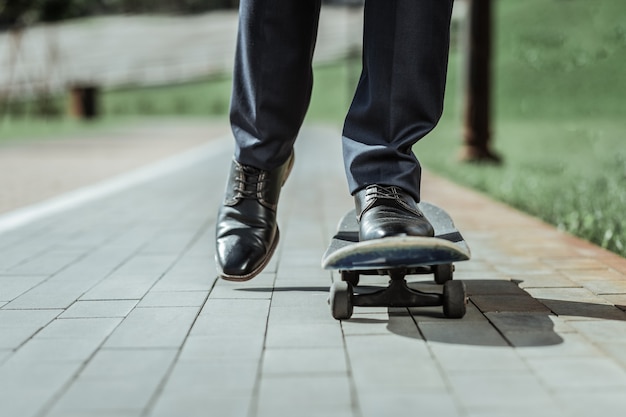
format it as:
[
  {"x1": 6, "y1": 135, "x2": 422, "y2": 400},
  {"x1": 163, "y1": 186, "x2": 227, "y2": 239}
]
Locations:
[
  {"x1": 216, "y1": 0, "x2": 321, "y2": 281},
  {"x1": 231, "y1": 0, "x2": 322, "y2": 171},
  {"x1": 342, "y1": 0, "x2": 454, "y2": 240}
]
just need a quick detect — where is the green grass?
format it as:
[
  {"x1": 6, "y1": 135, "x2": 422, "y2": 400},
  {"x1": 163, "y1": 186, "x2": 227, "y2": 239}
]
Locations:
[
  {"x1": 0, "y1": 74, "x2": 233, "y2": 142},
  {"x1": 418, "y1": 118, "x2": 626, "y2": 256},
  {"x1": 0, "y1": 116, "x2": 131, "y2": 142},
  {"x1": 493, "y1": 0, "x2": 626, "y2": 120},
  {"x1": 101, "y1": 75, "x2": 233, "y2": 116}
]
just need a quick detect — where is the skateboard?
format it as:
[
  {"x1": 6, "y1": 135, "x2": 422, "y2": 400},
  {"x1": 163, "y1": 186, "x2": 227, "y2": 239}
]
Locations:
[{"x1": 322, "y1": 201, "x2": 470, "y2": 320}]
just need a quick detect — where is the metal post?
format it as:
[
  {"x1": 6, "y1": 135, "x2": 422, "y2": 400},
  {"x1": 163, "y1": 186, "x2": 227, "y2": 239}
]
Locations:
[{"x1": 460, "y1": 0, "x2": 501, "y2": 163}]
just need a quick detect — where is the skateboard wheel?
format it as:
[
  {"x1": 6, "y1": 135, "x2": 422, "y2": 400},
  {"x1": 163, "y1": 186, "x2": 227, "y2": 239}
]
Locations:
[
  {"x1": 341, "y1": 271, "x2": 360, "y2": 286},
  {"x1": 443, "y1": 280, "x2": 467, "y2": 319},
  {"x1": 330, "y1": 281, "x2": 353, "y2": 320},
  {"x1": 434, "y1": 263, "x2": 454, "y2": 284}
]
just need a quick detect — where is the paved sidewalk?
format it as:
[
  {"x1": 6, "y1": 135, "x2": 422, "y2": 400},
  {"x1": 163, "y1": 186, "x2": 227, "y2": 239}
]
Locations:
[
  {"x1": 1, "y1": 125, "x2": 626, "y2": 417},
  {"x1": 0, "y1": 119, "x2": 229, "y2": 214}
]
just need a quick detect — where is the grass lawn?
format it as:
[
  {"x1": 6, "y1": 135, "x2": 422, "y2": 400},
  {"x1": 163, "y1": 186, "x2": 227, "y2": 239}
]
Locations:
[
  {"x1": 1, "y1": 0, "x2": 623, "y2": 257},
  {"x1": 0, "y1": 74, "x2": 233, "y2": 142},
  {"x1": 0, "y1": 117, "x2": 130, "y2": 142},
  {"x1": 417, "y1": 0, "x2": 626, "y2": 256}
]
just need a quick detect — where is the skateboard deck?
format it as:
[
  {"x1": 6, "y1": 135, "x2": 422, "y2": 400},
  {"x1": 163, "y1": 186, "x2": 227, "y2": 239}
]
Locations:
[
  {"x1": 322, "y1": 202, "x2": 470, "y2": 270},
  {"x1": 322, "y1": 201, "x2": 470, "y2": 320}
]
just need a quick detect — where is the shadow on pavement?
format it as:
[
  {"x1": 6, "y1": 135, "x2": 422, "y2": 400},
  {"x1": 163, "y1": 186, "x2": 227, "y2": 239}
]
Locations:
[
  {"x1": 393, "y1": 279, "x2": 625, "y2": 347},
  {"x1": 238, "y1": 279, "x2": 626, "y2": 347},
  {"x1": 237, "y1": 286, "x2": 329, "y2": 293}
]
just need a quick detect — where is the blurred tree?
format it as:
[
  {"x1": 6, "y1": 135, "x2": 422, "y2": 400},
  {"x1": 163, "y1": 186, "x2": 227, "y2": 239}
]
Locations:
[
  {"x1": 0, "y1": 0, "x2": 37, "y2": 28},
  {"x1": 38, "y1": 0, "x2": 74, "y2": 22},
  {"x1": 460, "y1": 0, "x2": 501, "y2": 163}
]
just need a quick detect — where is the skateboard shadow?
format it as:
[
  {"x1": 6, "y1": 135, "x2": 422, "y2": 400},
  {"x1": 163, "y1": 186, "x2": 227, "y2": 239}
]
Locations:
[
  {"x1": 371, "y1": 279, "x2": 626, "y2": 347},
  {"x1": 236, "y1": 286, "x2": 329, "y2": 293},
  {"x1": 237, "y1": 280, "x2": 626, "y2": 347}
]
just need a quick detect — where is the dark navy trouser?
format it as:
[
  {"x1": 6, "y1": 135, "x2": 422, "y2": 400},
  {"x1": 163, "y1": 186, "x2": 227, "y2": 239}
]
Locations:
[{"x1": 229, "y1": 0, "x2": 454, "y2": 202}]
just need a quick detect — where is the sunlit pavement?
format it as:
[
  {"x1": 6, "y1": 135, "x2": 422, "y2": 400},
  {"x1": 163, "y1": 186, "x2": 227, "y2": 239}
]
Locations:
[
  {"x1": 1, "y1": 124, "x2": 626, "y2": 417},
  {"x1": 0, "y1": 120, "x2": 230, "y2": 214}
]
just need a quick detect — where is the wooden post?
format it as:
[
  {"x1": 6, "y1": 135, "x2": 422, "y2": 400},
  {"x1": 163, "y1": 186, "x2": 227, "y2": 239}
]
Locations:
[
  {"x1": 68, "y1": 84, "x2": 99, "y2": 120},
  {"x1": 460, "y1": 0, "x2": 501, "y2": 163}
]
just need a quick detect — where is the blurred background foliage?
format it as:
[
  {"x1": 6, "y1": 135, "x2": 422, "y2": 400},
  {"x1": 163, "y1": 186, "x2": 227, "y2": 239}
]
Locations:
[{"x1": 0, "y1": 0, "x2": 239, "y2": 27}]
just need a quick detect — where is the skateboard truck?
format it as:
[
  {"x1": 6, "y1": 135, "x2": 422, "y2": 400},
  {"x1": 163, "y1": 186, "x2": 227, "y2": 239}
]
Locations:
[
  {"x1": 329, "y1": 268, "x2": 467, "y2": 320},
  {"x1": 323, "y1": 203, "x2": 471, "y2": 321}
]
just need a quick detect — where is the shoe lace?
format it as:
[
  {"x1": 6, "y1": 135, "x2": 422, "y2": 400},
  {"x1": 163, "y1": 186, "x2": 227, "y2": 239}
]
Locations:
[
  {"x1": 362, "y1": 184, "x2": 423, "y2": 218},
  {"x1": 365, "y1": 185, "x2": 401, "y2": 202},
  {"x1": 234, "y1": 164, "x2": 268, "y2": 200}
]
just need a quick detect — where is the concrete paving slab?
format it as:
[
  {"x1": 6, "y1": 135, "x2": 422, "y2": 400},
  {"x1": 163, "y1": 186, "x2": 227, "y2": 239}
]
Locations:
[
  {"x1": 255, "y1": 375, "x2": 353, "y2": 417},
  {"x1": 513, "y1": 273, "x2": 580, "y2": 289},
  {"x1": 5, "y1": 279, "x2": 96, "y2": 310},
  {"x1": 46, "y1": 409, "x2": 143, "y2": 417},
  {"x1": 262, "y1": 347, "x2": 348, "y2": 375},
  {"x1": 447, "y1": 373, "x2": 558, "y2": 409},
  {"x1": 580, "y1": 279, "x2": 626, "y2": 294},
  {"x1": 9, "y1": 337, "x2": 103, "y2": 363},
  {"x1": 103, "y1": 306, "x2": 200, "y2": 349},
  {"x1": 0, "y1": 360, "x2": 84, "y2": 417},
  {"x1": 471, "y1": 294, "x2": 553, "y2": 313},
  {"x1": 525, "y1": 356, "x2": 626, "y2": 390},
  {"x1": 267, "y1": 304, "x2": 332, "y2": 325},
  {"x1": 59, "y1": 300, "x2": 138, "y2": 318},
  {"x1": 180, "y1": 334, "x2": 265, "y2": 362},
  {"x1": 36, "y1": 317, "x2": 123, "y2": 340},
  {"x1": 80, "y1": 349, "x2": 177, "y2": 379},
  {"x1": 515, "y1": 332, "x2": 605, "y2": 358},
  {"x1": 0, "y1": 274, "x2": 49, "y2": 302},
  {"x1": 340, "y1": 312, "x2": 391, "y2": 335},
  {"x1": 81, "y1": 274, "x2": 162, "y2": 301},
  {"x1": 136, "y1": 290, "x2": 208, "y2": 307},
  {"x1": 48, "y1": 379, "x2": 158, "y2": 413},
  {"x1": 408, "y1": 300, "x2": 487, "y2": 322},
  {"x1": 553, "y1": 388, "x2": 626, "y2": 417},
  {"x1": 151, "y1": 388, "x2": 252, "y2": 417},
  {"x1": 567, "y1": 320, "x2": 626, "y2": 343},
  {"x1": 358, "y1": 390, "x2": 461, "y2": 417},
  {"x1": 418, "y1": 321, "x2": 509, "y2": 346},
  {"x1": 601, "y1": 294, "x2": 626, "y2": 310},
  {"x1": 429, "y1": 344, "x2": 528, "y2": 373},
  {"x1": 0, "y1": 308, "x2": 63, "y2": 349},
  {"x1": 6, "y1": 250, "x2": 84, "y2": 276},
  {"x1": 265, "y1": 323, "x2": 344, "y2": 349},
  {"x1": 0, "y1": 349, "x2": 11, "y2": 365}
]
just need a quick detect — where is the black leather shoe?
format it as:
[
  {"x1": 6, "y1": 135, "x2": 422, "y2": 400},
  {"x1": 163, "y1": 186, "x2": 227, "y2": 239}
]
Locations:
[
  {"x1": 355, "y1": 185, "x2": 434, "y2": 241},
  {"x1": 215, "y1": 153, "x2": 294, "y2": 281}
]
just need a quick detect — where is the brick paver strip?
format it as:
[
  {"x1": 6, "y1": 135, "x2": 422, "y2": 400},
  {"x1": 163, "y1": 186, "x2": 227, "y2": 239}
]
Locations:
[{"x1": 0, "y1": 125, "x2": 626, "y2": 416}]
